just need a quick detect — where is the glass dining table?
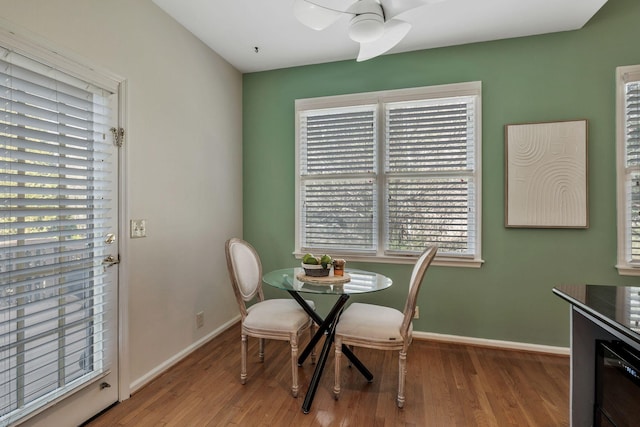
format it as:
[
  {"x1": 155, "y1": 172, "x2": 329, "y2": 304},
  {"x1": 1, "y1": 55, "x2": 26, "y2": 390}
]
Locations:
[{"x1": 262, "y1": 267, "x2": 393, "y2": 413}]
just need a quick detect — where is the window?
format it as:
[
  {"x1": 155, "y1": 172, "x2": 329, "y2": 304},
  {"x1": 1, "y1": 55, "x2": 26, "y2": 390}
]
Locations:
[
  {"x1": 295, "y1": 82, "x2": 482, "y2": 266},
  {"x1": 616, "y1": 65, "x2": 640, "y2": 275}
]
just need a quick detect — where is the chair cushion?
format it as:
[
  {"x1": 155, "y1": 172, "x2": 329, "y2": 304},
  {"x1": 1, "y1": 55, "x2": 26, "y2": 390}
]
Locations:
[
  {"x1": 336, "y1": 302, "x2": 411, "y2": 342},
  {"x1": 244, "y1": 299, "x2": 313, "y2": 332}
]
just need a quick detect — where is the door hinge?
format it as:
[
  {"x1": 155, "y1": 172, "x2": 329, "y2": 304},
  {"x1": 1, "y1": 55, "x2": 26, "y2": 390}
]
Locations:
[{"x1": 110, "y1": 127, "x2": 125, "y2": 147}]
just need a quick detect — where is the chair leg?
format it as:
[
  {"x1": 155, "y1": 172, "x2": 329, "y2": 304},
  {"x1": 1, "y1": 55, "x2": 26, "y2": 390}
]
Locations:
[
  {"x1": 290, "y1": 334, "x2": 299, "y2": 398},
  {"x1": 240, "y1": 334, "x2": 248, "y2": 385},
  {"x1": 310, "y1": 323, "x2": 317, "y2": 364},
  {"x1": 333, "y1": 337, "x2": 343, "y2": 400},
  {"x1": 397, "y1": 350, "x2": 407, "y2": 408},
  {"x1": 258, "y1": 338, "x2": 265, "y2": 362}
]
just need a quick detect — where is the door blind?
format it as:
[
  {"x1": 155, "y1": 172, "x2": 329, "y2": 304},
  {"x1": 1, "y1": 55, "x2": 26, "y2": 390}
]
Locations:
[{"x1": 0, "y1": 45, "x2": 115, "y2": 423}]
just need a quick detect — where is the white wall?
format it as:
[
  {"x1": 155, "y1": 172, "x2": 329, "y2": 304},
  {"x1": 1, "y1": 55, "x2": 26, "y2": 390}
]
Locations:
[{"x1": 0, "y1": 0, "x2": 242, "y2": 391}]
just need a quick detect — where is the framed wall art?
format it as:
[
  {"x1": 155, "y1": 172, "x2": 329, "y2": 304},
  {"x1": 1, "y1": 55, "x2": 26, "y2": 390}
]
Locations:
[{"x1": 505, "y1": 119, "x2": 588, "y2": 228}]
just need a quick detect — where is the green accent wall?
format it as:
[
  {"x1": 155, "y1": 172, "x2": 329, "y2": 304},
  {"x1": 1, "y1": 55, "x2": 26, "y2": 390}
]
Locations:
[{"x1": 242, "y1": 0, "x2": 640, "y2": 347}]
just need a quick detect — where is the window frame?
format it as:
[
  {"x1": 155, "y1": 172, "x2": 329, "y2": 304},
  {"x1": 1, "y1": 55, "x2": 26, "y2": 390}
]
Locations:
[
  {"x1": 294, "y1": 82, "x2": 483, "y2": 267},
  {"x1": 616, "y1": 65, "x2": 640, "y2": 275}
]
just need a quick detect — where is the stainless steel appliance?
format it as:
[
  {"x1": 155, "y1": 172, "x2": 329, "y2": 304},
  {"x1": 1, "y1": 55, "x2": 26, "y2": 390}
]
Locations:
[{"x1": 595, "y1": 340, "x2": 640, "y2": 427}]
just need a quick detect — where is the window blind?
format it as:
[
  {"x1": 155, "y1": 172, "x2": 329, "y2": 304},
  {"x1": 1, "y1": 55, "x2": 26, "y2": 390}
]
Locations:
[
  {"x1": 385, "y1": 97, "x2": 476, "y2": 255},
  {"x1": 628, "y1": 287, "x2": 640, "y2": 333},
  {"x1": 0, "y1": 45, "x2": 114, "y2": 423},
  {"x1": 386, "y1": 178, "x2": 474, "y2": 254},
  {"x1": 625, "y1": 82, "x2": 640, "y2": 168},
  {"x1": 386, "y1": 99, "x2": 474, "y2": 172},
  {"x1": 299, "y1": 106, "x2": 377, "y2": 251},
  {"x1": 624, "y1": 81, "x2": 640, "y2": 263}
]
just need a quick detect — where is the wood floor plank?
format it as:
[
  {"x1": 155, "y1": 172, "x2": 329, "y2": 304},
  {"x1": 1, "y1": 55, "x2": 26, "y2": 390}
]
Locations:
[{"x1": 84, "y1": 323, "x2": 569, "y2": 426}]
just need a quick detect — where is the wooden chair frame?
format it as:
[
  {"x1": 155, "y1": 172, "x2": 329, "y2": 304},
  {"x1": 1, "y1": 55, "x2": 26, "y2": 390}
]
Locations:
[
  {"x1": 225, "y1": 237, "x2": 315, "y2": 397},
  {"x1": 333, "y1": 245, "x2": 438, "y2": 407}
]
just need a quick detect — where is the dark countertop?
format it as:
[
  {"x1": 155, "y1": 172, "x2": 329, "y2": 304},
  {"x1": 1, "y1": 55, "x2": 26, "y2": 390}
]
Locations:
[{"x1": 553, "y1": 284, "x2": 640, "y2": 344}]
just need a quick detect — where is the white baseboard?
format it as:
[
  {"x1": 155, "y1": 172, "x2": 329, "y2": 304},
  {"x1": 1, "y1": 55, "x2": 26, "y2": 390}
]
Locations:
[
  {"x1": 413, "y1": 331, "x2": 570, "y2": 356},
  {"x1": 129, "y1": 315, "x2": 241, "y2": 393},
  {"x1": 130, "y1": 320, "x2": 568, "y2": 394}
]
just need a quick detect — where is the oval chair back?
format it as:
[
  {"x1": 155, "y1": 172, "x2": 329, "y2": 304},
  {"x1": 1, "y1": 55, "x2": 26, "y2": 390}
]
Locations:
[{"x1": 225, "y1": 237, "x2": 265, "y2": 319}]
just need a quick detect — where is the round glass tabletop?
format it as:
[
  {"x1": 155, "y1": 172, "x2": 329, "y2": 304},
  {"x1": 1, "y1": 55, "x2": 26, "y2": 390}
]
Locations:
[{"x1": 263, "y1": 268, "x2": 392, "y2": 295}]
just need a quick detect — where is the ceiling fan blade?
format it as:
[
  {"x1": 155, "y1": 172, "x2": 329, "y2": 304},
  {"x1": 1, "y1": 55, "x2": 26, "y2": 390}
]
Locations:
[
  {"x1": 380, "y1": 0, "x2": 445, "y2": 20},
  {"x1": 356, "y1": 19, "x2": 411, "y2": 62},
  {"x1": 293, "y1": 0, "x2": 351, "y2": 30}
]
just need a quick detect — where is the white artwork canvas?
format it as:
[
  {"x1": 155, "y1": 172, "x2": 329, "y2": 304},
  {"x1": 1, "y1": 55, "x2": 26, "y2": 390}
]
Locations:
[{"x1": 505, "y1": 120, "x2": 588, "y2": 228}]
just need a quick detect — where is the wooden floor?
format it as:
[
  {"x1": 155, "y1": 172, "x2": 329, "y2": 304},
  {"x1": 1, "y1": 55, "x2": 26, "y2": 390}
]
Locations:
[{"x1": 85, "y1": 323, "x2": 570, "y2": 427}]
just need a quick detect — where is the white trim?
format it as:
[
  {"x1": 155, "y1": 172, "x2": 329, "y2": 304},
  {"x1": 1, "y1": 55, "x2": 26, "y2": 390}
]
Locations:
[
  {"x1": 413, "y1": 331, "x2": 570, "y2": 356},
  {"x1": 294, "y1": 81, "x2": 483, "y2": 110},
  {"x1": 616, "y1": 64, "x2": 640, "y2": 275},
  {"x1": 127, "y1": 321, "x2": 567, "y2": 394},
  {"x1": 117, "y1": 79, "x2": 131, "y2": 402},
  {"x1": 292, "y1": 251, "x2": 484, "y2": 267},
  {"x1": 129, "y1": 316, "x2": 241, "y2": 393},
  {"x1": 0, "y1": 18, "x2": 121, "y2": 92},
  {"x1": 616, "y1": 65, "x2": 629, "y2": 273},
  {"x1": 615, "y1": 265, "x2": 640, "y2": 276}
]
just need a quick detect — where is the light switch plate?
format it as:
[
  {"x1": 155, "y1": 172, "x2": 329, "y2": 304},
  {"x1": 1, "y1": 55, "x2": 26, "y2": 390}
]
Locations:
[{"x1": 130, "y1": 219, "x2": 146, "y2": 238}]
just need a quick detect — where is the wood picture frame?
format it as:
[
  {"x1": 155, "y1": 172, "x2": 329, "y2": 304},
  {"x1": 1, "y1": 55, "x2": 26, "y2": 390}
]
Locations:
[{"x1": 505, "y1": 119, "x2": 588, "y2": 228}]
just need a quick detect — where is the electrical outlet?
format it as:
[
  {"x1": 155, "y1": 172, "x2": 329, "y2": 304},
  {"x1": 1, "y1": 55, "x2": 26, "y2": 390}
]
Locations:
[
  {"x1": 130, "y1": 219, "x2": 146, "y2": 238},
  {"x1": 414, "y1": 306, "x2": 419, "y2": 319},
  {"x1": 196, "y1": 311, "x2": 204, "y2": 329}
]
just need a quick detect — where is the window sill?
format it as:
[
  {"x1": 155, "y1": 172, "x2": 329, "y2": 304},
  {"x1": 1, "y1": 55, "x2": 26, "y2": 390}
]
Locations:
[
  {"x1": 616, "y1": 264, "x2": 640, "y2": 276},
  {"x1": 293, "y1": 252, "x2": 484, "y2": 268}
]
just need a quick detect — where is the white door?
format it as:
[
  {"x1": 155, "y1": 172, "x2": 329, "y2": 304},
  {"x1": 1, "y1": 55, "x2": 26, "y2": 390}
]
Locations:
[{"x1": 0, "y1": 40, "x2": 121, "y2": 426}]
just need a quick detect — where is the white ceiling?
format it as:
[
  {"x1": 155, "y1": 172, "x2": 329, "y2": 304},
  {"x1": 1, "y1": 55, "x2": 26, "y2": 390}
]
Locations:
[{"x1": 152, "y1": 0, "x2": 607, "y2": 73}]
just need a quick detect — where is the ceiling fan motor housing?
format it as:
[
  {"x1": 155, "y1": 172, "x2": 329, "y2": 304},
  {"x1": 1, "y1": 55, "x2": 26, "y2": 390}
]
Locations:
[{"x1": 348, "y1": 1, "x2": 385, "y2": 43}]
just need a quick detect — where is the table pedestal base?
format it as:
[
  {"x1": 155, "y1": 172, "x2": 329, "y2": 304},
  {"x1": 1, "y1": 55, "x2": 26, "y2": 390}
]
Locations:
[{"x1": 287, "y1": 291, "x2": 373, "y2": 413}]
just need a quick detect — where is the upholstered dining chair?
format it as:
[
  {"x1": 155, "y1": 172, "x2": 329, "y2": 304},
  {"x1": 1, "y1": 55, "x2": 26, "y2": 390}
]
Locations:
[
  {"x1": 225, "y1": 237, "x2": 316, "y2": 398},
  {"x1": 333, "y1": 245, "x2": 438, "y2": 408}
]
